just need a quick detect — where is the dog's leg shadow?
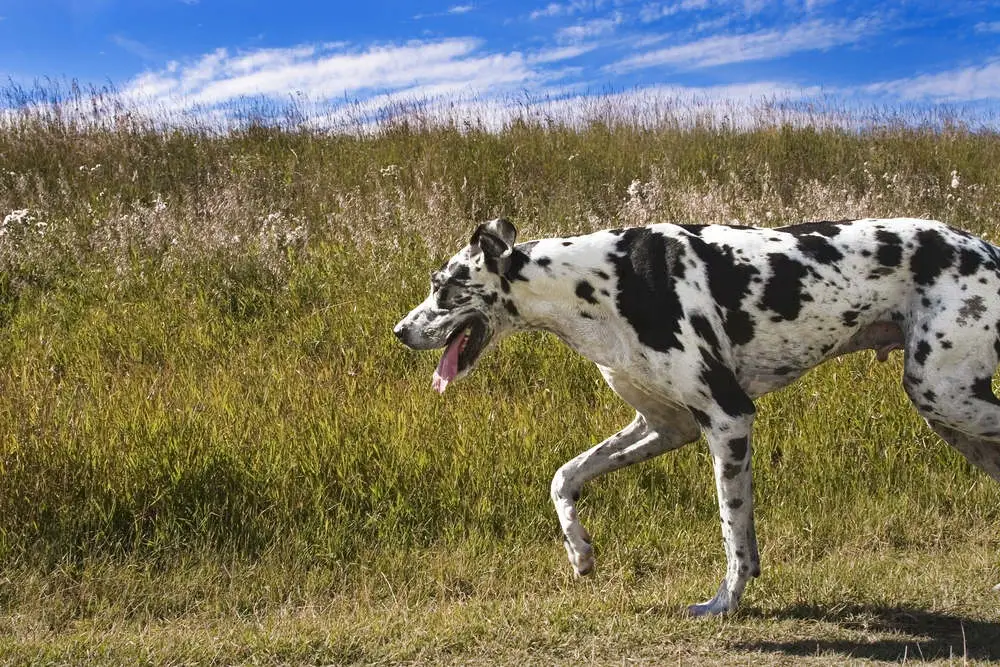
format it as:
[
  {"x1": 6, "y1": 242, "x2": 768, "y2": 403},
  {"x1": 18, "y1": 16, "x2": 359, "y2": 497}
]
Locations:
[{"x1": 731, "y1": 604, "x2": 1000, "y2": 662}]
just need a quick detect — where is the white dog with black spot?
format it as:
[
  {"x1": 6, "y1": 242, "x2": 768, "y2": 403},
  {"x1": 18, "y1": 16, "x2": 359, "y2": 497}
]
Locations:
[{"x1": 394, "y1": 217, "x2": 1000, "y2": 615}]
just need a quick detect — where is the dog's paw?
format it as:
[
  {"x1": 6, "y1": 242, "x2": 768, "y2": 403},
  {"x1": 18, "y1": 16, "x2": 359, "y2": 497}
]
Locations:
[
  {"x1": 685, "y1": 582, "x2": 737, "y2": 617},
  {"x1": 685, "y1": 599, "x2": 734, "y2": 617},
  {"x1": 563, "y1": 537, "x2": 595, "y2": 576}
]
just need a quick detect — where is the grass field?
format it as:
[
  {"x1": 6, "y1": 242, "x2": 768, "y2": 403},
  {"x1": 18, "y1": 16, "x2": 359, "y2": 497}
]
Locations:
[{"x1": 0, "y1": 91, "x2": 998, "y2": 663}]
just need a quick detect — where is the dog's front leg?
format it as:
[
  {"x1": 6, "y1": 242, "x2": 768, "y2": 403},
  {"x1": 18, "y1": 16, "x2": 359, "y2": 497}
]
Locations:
[
  {"x1": 687, "y1": 414, "x2": 760, "y2": 616},
  {"x1": 550, "y1": 414, "x2": 658, "y2": 576}
]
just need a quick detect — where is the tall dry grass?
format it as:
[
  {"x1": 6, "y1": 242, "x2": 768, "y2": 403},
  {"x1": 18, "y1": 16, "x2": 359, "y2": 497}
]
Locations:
[{"x1": 0, "y1": 85, "x2": 998, "y2": 662}]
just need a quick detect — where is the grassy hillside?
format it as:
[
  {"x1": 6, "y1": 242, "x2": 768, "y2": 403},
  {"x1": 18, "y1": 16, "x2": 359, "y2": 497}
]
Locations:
[{"x1": 0, "y1": 96, "x2": 998, "y2": 663}]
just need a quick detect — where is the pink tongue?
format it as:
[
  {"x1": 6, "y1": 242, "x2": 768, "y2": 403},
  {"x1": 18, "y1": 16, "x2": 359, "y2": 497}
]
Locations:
[{"x1": 432, "y1": 333, "x2": 465, "y2": 394}]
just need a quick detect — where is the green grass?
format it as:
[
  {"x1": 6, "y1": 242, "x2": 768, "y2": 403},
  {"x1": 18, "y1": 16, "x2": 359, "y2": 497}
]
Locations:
[{"x1": 0, "y1": 92, "x2": 998, "y2": 663}]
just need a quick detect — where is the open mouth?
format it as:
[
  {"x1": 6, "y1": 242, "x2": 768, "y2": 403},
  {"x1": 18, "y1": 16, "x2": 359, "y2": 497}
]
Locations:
[{"x1": 431, "y1": 315, "x2": 490, "y2": 394}]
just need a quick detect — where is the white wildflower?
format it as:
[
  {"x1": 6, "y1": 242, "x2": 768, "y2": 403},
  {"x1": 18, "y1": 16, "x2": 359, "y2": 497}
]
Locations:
[
  {"x1": 3, "y1": 209, "x2": 30, "y2": 227},
  {"x1": 950, "y1": 170, "x2": 960, "y2": 189},
  {"x1": 627, "y1": 179, "x2": 642, "y2": 199}
]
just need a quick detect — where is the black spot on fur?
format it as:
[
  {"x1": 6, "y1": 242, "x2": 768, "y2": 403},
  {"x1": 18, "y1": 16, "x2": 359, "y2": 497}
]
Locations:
[
  {"x1": 914, "y1": 340, "x2": 931, "y2": 365},
  {"x1": 911, "y1": 228, "x2": 955, "y2": 285},
  {"x1": 875, "y1": 230, "x2": 903, "y2": 267},
  {"x1": 562, "y1": 241, "x2": 573, "y2": 246},
  {"x1": 500, "y1": 277, "x2": 511, "y2": 293},
  {"x1": 504, "y1": 249, "x2": 533, "y2": 282},
  {"x1": 797, "y1": 235, "x2": 843, "y2": 264},
  {"x1": 781, "y1": 220, "x2": 849, "y2": 237},
  {"x1": 959, "y1": 248, "x2": 982, "y2": 276},
  {"x1": 727, "y1": 436, "x2": 748, "y2": 461},
  {"x1": 580, "y1": 311, "x2": 594, "y2": 320},
  {"x1": 689, "y1": 407, "x2": 712, "y2": 428},
  {"x1": 728, "y1": 498, "x2": 744, "y2": 509},
  {"x1": 759, "y1": 254, "x2": 812, "y2": 321},
  {"x1": 504, "y1": 300, "x2": 519, "y2": 316},
  {"x1": 867, "y1": 266, "x2": 895, "y2": 279},
  {"x1": 607, "y1": 228, "x2": 685, "y2": 353},
  {"x1": 724, "y1": 310, "x2": 755, "y2": 345},
  {"x1": 690, "y1": 314, "x2": 720, "y2": 350},
  {"x1": 941, "y1": 340, "x2": 953, "y2": 349},
  {"x1": 958, "y1": 295, "x2": 987, "y2": 324},
  {"x1": 722, "y1": 463, "x2": 743, "y2": 480},
  {"x1": 699, "y1": 349, "x2": 755, "y2": 418},
  {"x1": 536, "y1": 256, "x2": 552, "y2": 268},
  {"x1": 842, "y1": 310, "x2": 859, "y2": 327},
  {"x1": 923, "y1": 389, "x2": 937, "y2": 402},
  {"x1": 672, "y1": 257, "x2": 686, "y2": 279},
  {"x1": 593, "y1": 270, "x2": 610, "y2": 280},
  {"x1": 686, "y1": 235, "x2": 759, "y2": 345},
  {"x1": 575, "y1": 280, "x2": 599, "y2": 305},
  {"x1": 972, "y1": 377, "x2": 1000, "y2": 406},
  {"x1": 483, "y1": 292, "x2": 498, "y2": 306},
  {"x1": 450, "y1": 265, "x2": 471, "y2": 282}
]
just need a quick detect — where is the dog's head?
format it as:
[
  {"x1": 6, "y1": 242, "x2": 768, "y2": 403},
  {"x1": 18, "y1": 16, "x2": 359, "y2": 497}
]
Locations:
[{"x1": 393, "y1": 218, "x2": 522, "y2": 393}]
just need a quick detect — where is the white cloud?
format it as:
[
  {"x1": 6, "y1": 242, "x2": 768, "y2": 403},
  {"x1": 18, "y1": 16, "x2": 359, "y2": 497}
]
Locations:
[
  {"x1": 556, "y1": 12, "x2": 623, "y2": 43},
  {"x1": 448, "y1": 4, "x2": 475, "y2": 13},
  {"x1": 638, "y1": 0, "x2": 712, "y2": 23},
  {"x1": 864, "y1": 59, "x2": 1000, "y2": 102},
  {"x1": 527, "y1": 43, "x2": 600, "y2": 64},
  {"x1": 610, "y1": 18, "x2": 877, "y2": 72},
  {"x1": 975, "y1": 21, "x2": 1000, "y2": 33},
  {"x1": 120, "y1": 39, "x2": 567, "y2": 120},
  {"x1": 529, "y1": 1, "x2": 606, "y2": 20}
]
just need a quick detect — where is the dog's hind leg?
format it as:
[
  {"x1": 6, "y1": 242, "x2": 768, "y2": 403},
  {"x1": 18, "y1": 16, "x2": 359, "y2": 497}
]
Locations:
[
  {"x1": 551, "y1": 406, "x2": 699, "y2": 577},
  {"x1": 902, "y1": 325, "x2": 1000, "y2": 592},
  {"x1": 902, "y1": 330, "x2": 1000, "y2": 481}
]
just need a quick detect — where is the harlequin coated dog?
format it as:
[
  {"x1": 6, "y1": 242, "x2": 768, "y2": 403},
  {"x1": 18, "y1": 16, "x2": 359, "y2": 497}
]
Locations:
[{"x1": 394, "y1": 217, "x2": 1000, "y2": 615}]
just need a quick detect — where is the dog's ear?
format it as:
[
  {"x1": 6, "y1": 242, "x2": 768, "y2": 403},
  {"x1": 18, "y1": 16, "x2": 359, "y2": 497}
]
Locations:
[{"x1": 471, "y1": 218, "x2": 517, "y2": 274}]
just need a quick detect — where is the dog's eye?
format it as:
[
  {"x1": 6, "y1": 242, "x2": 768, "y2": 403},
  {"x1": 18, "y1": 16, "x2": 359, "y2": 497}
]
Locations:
[{"x1": 434, "y1": 284, "x2": 459, "y2": 309}]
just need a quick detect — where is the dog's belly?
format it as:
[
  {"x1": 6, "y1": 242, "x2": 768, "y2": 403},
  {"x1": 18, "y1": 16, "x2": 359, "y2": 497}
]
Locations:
[{"x1": 734, "y1": 317, "x2": 906, "y2": 398}]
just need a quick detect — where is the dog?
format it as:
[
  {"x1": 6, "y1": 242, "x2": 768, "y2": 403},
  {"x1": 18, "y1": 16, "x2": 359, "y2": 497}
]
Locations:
[{"x1": 393, "y1": 217, "x2": 1000, "y2": 615}]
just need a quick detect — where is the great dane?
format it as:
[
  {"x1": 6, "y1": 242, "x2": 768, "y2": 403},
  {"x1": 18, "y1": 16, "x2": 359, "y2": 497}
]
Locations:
[{"x1": 393, "y1": 217, "x2": 1000, "y2": 615}]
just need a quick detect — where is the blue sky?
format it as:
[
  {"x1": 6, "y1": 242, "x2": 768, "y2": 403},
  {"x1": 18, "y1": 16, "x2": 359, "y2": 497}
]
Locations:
[{"x1": 2, "y1": 1, "x2": 999, "y2": 125}]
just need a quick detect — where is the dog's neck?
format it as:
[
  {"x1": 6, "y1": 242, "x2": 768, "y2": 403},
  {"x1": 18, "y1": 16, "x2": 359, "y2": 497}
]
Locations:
[{"x1": 504, "y1": 238, "x2": 627, "y2": 366}]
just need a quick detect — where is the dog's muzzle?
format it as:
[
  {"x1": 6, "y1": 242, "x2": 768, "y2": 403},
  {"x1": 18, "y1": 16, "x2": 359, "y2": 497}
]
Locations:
[
  {"x1": 393, "y1": 321, "x2": 414, "y2": 346},
  {"x1": 393, "y1": 318, "x2": 439, "y2": 350},
  {"x1": 393, "y1": 312, "x2": 492, "y2": 394}
]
